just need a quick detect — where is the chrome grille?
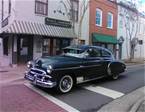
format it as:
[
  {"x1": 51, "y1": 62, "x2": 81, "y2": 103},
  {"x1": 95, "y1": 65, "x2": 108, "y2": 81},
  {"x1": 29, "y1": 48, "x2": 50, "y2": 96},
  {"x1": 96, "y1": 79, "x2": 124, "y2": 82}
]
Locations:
[{"x1": 30, "y1": 68, "x2": 46, "y2": 76}]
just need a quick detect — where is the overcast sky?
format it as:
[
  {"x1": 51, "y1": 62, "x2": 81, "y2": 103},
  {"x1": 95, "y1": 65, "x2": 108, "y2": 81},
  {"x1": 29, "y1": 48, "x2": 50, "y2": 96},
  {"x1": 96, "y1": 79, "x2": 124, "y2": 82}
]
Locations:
[{"x1": 139, "y1": 0, "x2": 145, "y2": 12}]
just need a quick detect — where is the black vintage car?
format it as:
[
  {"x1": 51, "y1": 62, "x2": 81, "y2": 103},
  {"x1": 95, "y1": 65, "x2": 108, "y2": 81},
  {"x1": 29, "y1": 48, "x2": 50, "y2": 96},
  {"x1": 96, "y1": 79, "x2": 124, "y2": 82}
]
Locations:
[{"x1": 25, "y1": 45, "x2": 126, "y2": 93}]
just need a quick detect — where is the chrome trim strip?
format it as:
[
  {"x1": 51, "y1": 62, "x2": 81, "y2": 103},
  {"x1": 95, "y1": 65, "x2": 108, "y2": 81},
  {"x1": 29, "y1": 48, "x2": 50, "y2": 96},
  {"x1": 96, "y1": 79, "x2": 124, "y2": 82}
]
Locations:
[
  {"x1": 54, "y1": 64, "x2": 102, "y2": 71},
  {"x1": 77, "y1": 75, "x2": 106, "y2": 84},
  {"x1": 107, "y1": 63, "x2": 112, "y2": 75},
  {"x1": 31, "y1": 68, "x2": 46, "y2": 74}
]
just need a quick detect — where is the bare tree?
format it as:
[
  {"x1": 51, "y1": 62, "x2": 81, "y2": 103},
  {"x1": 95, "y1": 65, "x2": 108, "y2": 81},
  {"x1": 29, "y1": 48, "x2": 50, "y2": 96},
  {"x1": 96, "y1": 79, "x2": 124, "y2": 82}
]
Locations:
[
  {"x1": 78, "y1": 0, "x2": 89, "y2": 43},
  {"x1": 54, "y1": 0, "x2": 89, "y2": 44},
  {"x1": 119, "y1": 1, "x2": 140, "y2": 60}
]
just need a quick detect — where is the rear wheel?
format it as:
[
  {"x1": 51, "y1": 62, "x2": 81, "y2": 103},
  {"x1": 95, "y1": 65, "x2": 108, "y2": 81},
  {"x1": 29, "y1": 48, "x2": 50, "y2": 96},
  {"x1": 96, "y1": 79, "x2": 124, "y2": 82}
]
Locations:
[
  {"x1": 57, "y1": 75, "x2": 73, "y2": 93},
  {"x1": 112, "y1": 73, "x2": 119, "y2": 80},
  {"x1": 107, "y1": 67, "x2": 119, "y2": 80}
]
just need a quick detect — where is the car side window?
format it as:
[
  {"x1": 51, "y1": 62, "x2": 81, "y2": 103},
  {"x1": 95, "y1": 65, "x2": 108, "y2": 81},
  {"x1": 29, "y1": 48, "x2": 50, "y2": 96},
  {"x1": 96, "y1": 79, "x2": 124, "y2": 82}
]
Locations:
[
  {"x1": 101, "y1": 50, "x2": 111, "y2": 57},
  {"x1": 87, "y1": 48, "x2": 101, "y2": 57}
]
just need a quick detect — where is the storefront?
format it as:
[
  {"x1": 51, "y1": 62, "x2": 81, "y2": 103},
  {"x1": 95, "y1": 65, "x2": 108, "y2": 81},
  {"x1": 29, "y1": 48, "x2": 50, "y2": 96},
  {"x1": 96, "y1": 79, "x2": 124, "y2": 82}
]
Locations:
[
  {"x1": 1, "y1": 19, "x2": 76, "y2": 65},
  {"x1": 92, "y1": 33, "x2": 118, "y2": 56}
]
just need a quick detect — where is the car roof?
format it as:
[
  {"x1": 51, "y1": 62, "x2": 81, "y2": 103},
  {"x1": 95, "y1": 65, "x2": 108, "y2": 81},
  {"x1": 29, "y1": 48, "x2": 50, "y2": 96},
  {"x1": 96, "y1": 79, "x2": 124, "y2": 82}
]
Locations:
[{"x1": 64, "y1": 45, "x2": 111, "y2": 52}]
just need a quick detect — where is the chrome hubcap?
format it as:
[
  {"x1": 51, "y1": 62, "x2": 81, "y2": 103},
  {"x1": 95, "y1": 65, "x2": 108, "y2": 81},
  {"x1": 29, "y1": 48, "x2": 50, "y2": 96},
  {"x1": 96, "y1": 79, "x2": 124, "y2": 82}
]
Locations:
[{"x1": 60, "y1": 76, "x2": 72, "y2": 92}]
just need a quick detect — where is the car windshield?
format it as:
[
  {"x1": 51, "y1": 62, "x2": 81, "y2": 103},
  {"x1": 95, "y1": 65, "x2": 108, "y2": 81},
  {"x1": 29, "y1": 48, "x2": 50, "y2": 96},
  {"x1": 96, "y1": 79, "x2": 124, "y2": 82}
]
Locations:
[{"x1": 62, "y1": 48, "x2": 85, "y2": 58}]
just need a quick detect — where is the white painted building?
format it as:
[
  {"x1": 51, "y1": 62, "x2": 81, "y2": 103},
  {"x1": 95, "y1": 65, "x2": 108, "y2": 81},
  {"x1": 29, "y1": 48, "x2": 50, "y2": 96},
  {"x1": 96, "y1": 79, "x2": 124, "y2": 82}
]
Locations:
[
  {"x1": 117, "y1": 1, "x2": 145, "y2": 60},
  {"x1": 0, "y1": 0, "x2": 79, "y2": 66},
  {"x1": 134, "y1": 15, "x2": 145, "y2": 59}
]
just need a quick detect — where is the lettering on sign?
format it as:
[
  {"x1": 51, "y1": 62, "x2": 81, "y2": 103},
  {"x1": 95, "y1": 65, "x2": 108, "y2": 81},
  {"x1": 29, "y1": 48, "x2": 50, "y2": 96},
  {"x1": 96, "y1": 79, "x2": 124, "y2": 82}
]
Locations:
[{"x1": 45, "y1": 18, "x2": 72, "y2": 28}]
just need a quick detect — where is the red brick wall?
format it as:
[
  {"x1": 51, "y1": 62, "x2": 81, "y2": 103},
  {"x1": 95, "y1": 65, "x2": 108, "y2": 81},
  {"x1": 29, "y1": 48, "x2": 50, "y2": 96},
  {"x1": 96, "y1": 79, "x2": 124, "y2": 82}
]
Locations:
[{"x1": 89, "y1": 0, "x2": 118, "y2": 44}]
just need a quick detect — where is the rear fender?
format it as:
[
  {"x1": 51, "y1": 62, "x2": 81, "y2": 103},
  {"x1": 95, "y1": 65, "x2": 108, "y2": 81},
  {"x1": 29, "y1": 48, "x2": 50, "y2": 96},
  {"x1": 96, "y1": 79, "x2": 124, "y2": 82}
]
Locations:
[{"x1": 108, "y1": 61, "x2": 125, "y2": 75}]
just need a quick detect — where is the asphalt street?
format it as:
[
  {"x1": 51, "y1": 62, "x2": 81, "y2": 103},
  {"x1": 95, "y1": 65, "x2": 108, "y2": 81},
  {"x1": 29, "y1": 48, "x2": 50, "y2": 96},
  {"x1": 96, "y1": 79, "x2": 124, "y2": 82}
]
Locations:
[
  {"x1": 33, "y1": 64, "x2": 145, "y2": 112},
  {"x1": 0, "y1": 64, "x2": 144, "y2": 112}
]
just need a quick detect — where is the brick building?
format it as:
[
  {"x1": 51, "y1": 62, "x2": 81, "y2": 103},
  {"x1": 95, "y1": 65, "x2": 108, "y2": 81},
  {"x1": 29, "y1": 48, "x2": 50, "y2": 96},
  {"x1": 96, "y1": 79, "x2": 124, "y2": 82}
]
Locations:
[
  {"x1": 79, "y1": 0, "x2": 118, "y2": 55},
  {"x1": 90, "y1": 0, "x2": 118, "y2": 54}
]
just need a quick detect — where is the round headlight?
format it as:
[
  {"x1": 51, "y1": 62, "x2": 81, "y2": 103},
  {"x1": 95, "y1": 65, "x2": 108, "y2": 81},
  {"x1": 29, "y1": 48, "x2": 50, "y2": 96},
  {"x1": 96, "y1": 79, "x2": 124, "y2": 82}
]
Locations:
[
  {"x1": 47, "y1": 65, "x2": 53, "y2": 74},
  {"x1": 27, "y1": 61, "x2": 33, "y2": 68},
  {"x1": 27, "y1": 64, "x2": 31, "y2": 68},
  {"x1": 47, "y1": 69, "x2": 51, "y2": 74},
  {"x1": 48, "y1": 65, "x2": 52, "y2": 69}
]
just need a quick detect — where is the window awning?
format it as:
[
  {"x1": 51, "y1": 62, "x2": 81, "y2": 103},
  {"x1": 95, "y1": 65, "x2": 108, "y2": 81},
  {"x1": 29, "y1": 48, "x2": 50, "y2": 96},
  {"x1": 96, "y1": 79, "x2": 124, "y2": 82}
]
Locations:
[
  {"x1": 92, "y1": 33, "x2": 118, "y2": 44},
  {"x1": 2, "y1": 20, "x2": 76, "y2": 38}
]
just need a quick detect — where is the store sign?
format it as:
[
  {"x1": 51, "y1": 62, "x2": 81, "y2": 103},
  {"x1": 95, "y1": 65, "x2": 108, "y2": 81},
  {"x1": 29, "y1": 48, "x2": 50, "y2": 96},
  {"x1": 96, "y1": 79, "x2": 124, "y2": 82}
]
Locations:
[
  {"x1": 45, "y1": 18, "x2": 72, "y2": 28},
  {"x1": 2, "y1": 17, "x2": 8, "y2": 27}
]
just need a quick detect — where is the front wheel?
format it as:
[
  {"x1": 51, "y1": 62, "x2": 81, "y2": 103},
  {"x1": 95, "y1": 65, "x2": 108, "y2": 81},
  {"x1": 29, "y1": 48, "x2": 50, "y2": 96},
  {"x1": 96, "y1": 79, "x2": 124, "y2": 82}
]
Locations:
[{"x1": 57, "y1": 75, "x2": 73, "y2": 93}]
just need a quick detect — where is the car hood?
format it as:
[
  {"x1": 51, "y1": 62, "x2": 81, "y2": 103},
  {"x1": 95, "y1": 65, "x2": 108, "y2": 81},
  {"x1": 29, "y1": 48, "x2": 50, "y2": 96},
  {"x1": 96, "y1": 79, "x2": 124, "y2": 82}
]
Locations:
[{"x1": 34, "y1": 55, "x2": 83, "y2": 69}]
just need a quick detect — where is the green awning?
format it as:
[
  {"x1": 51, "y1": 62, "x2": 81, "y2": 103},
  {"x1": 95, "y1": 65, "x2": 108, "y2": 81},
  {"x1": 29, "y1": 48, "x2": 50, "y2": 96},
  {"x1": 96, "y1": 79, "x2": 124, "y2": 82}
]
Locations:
[{"x1": 92, "y1": 33, "x2": 118, "y2": 44}]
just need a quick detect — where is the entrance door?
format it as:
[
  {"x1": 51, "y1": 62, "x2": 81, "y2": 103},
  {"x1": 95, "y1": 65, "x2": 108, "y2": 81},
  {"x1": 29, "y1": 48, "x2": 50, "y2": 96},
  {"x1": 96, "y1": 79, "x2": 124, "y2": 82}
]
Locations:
[
  {"x1": 42, "y1": 38, "x2": 71, "y2": 56},
  {"x1": 17, "y1": 36, "x2": 33, "y2": 63}
]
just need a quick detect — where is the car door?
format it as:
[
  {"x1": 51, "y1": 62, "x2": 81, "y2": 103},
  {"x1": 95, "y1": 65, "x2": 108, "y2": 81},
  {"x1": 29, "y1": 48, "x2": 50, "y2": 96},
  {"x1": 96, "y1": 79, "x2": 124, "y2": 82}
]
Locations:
[
  {"x1": 101, "y1": 49, "x2": 113, "y2": 75},
  {"x1": 82, "y1": 48, "x2": 103, "y2": 80}
]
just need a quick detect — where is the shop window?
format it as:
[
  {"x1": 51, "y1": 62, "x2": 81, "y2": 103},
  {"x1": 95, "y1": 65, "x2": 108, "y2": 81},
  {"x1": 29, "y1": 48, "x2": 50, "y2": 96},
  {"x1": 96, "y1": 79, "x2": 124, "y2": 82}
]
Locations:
[
  {"x1": 3, "y1": 38, "x2": 8, "y2": 56},
  {"x1": 107, "y1": 12, "x2": 113, "y2": 29},
  {"x1": 36, "y1": 39, "x2": 42, "y2": 53},
  {"x1": 35, "y1": 0, "x2": 48, "y2": 15},
  {"x1": 96, "y1": 8, "x2": 102, "y2": 26},
  {"x1": 56, "y1": 39, "x2": 70, "y2": 55},
  {"x1": 56, "y1": 39, "x2": 61, "y2": 55},
  {"x1": 62, "y1": 39, "x2": 70, "y2": 48},
  {"x1": 79, "y1": 40, "x2": 85, "y2": 45},
  {"x1": 42, "y1": 39, "x2": 50, "y2": 55}
]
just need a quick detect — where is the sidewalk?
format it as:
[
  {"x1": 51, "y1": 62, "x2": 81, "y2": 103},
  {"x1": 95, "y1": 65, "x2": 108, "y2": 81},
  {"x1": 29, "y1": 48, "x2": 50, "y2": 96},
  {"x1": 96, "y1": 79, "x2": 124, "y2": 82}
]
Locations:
[
  {"x1": 0, "y1": 65, "x2": 67, "y2": 112},
  {"x1": 98, "y1": 86, "x2": 145, "y2": 112},
  {"x1": 124, "y1": 58, "x2": 145, "y2": 66},
  {"x1": 0, "y1": 65, "x2": 26, "y2": 84}
]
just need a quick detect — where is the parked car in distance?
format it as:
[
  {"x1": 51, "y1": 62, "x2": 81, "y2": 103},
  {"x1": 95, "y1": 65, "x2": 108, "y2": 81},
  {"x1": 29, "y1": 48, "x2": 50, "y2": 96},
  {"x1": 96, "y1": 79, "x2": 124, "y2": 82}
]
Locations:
[{"x1": 24, "y1": 45, "x2": 126, "y2": 93}]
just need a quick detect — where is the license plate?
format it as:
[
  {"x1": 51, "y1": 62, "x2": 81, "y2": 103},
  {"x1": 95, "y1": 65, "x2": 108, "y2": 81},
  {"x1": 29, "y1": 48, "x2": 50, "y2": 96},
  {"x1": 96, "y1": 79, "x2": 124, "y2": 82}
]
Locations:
[{"x1": 33, "y1": 75, "x2": 37, "y2": 84}]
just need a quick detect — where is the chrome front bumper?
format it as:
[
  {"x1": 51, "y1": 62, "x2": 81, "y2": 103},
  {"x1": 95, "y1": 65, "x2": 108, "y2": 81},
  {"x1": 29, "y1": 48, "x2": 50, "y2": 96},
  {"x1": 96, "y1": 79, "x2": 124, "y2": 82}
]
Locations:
[{"x1": 24, "y1": 71, "x2": 56, "y2": 88}]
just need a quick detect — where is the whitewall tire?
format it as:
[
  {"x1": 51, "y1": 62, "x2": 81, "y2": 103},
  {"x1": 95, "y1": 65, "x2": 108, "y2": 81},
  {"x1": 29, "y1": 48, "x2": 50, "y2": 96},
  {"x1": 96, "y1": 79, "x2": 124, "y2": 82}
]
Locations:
[{"x1": 58, "y1": 75, "x2": 73, "y2": 93}]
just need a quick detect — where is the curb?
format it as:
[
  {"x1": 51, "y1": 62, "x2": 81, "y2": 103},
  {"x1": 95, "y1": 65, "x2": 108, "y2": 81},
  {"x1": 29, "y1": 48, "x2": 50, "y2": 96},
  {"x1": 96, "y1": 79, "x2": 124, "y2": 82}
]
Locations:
[
  {"x1": 129, "y1": 98, "x2": 145, "y2": 112},
  {"x1": 98, "y1": 87, "x2": 145, "y2": 112},
  {"x1": 126, "y1": 63, "x2": 145, "y2": 68}
]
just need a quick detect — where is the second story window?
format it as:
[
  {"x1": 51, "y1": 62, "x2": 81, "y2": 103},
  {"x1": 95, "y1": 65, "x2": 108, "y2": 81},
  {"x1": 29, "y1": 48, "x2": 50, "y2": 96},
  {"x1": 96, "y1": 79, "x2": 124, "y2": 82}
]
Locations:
[
  {"x1": 107, "y1": 12, "x2": 113, "y2": 29},
  {"x1": 35, "y1": 0, "x2": 48, "y2": 15},
  {"x1": 70, "y1": 0, "x2": 79, "y2": 22},
  {"x1": 96, "y1": 8, "x2": 102, "y2": 27}
]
